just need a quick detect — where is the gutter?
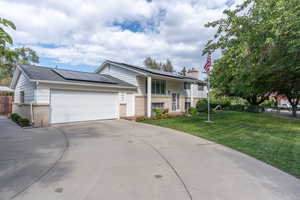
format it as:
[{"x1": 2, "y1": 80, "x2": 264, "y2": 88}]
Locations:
[{"x1": 30, "y1": 79, "x2": 137, "y2": 90}]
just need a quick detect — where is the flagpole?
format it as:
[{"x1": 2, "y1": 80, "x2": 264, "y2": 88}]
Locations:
[
  {"x1": 204, "y1": 52, "x2": 213, "y2": 123},
  {"x1": 207, "y1": 72, "x2": 211, "y2": 122},
  {"x1": 205, "y1": 72, "x2": 213, "y2": 123}
]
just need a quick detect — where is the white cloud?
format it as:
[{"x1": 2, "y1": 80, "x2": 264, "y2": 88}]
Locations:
[{"x1": 0, "y1": 0, "x2": 244, "y2": 74}]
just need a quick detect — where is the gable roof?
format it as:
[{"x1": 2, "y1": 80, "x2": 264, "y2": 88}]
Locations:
[
  {"x1": 97, "y1": 60, "x2": 204, "y2": 83},
  {"x1": 14, "y1": 64, "x2": 136, "y2": 89}
]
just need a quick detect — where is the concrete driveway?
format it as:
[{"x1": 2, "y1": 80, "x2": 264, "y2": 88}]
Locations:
[
  {"x1": 1, "y1": 117, "x2": 300, "y2": 200},
  {"x1": 0, "y1": 116, "x2": 66, "y2": 200}
]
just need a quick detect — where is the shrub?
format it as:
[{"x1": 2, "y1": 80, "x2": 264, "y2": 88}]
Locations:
[
  {"x1": 153, "y1": 108, "x2": 164, "y2": 119},
  {"x1": 163, "y1": 108, "x2": 169, "y2": 114},
  {"x1": 262, "y1": 98, "x2": 277, "y2": 107},
  {"x1": 18, "y1": 118, "x2": 31, "y2": 127},
  {"x1": 196, "y1": 99, "x2": 210, "y2": 113},
  {"x1": 10, "y1": 113, "x2": 31, "y2": 127},
  {"x1": 188, "y1": 107, "x2": 198, "y2": 116},
  {"x1": 210, "y1": 98, "x2": 231, "y2": 109},
  {"x1": 225, "y1": 105, "x2": 245, "y2": 112},
  {"x1": 10, "y1": 113, "x2": 20, "y2": 122},
  {"x1": 244, "y1": 105, "x2": 265, "y2": 113},
  {"x1": 11, "y1": 113, "x2": 22, "y2": 123},
  {"x1": 136, "y1": 116, "x2": 147, "y2": 122},
  {"x1": 163, "y1": 114, "x2": 173, "y2": 119}
]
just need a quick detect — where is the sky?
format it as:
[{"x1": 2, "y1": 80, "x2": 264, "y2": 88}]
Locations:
[{"x1": 0, "y1": 0, "x2": 244, "y2": 76}]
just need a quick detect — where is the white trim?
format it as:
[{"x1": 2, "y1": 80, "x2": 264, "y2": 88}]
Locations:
[
  {"x1": 96, "y1": 61, "x2": 147, "y2": 76},
  {"x1": 116, "y1": 92, "x2": 120, "y2": 119},
  {"x1": 50, "y1": 89, "x2": 119, "y2": 123},
  {"x1": 147, "y1": 76, "x2": 152, "y2": 118},
  {"x1": 97, "y1": 61, "x2": 203, "y2": 83},
  {"x1": 31, "y1": 79, "x2": 137, "y2": 89},
  {"x1": 190, "y1": 84, "x2": 194, "y2": 107}
]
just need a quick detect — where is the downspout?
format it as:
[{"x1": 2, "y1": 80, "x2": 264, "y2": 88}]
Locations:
[
  {"x1": 30, "y1": 101, "x2": 34, "y2": 125},
  {"x1": 30, "y1": 80, "x2": 39, "y2": 126}
]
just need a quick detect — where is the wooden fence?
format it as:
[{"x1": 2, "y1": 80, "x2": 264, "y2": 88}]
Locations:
[{"x1": 0, "y1": 96, "x2": 12, "y2": 115}]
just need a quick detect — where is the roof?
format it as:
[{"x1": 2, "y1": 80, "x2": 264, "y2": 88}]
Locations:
[
  {"x1": 0, "y1": 86, "x2": 14, "y2": 92},
  {"x1": 98, "y1": 60, "x2": 203, "y2": 83},
  {"x1": 18, "y1": 64, "x2": 136, "y2": 89}
]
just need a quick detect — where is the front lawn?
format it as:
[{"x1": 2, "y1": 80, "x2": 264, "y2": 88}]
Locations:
[{"x1": 142, "y1": 111, "x2": 300, "y2": 178}]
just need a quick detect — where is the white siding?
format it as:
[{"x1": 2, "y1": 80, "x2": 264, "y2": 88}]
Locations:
[
  {"x1": 167, "y1": 80, "x2": 186, "y2": 96},
  {"x1": 193, "y1": 84, "x2": 207, "y2": 98},
  {"x1": 14, "y1": 74, "x2": 35, "y2": 103},
  {"x1": 99, "y1": 63, "x2": 208, "y2": 99},
  {"x1": 137, "y1": 76, "x2": 146, "y2": 95},
  {"x1": 100, "y1": 64, "x2": 138, "y2": 86},
  {"x1": 36, "y1": 85, "x2": 51, "y2": 104},
  {"x1": 35, "y1": 82, "x2": 135, "y2": 105}
]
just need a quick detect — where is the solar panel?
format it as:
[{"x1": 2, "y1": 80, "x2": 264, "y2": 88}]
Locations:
[{"x1": 53, "y1": 69, "x2": 118, "y2": 84}]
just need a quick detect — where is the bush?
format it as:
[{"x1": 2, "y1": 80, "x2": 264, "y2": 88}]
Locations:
[
  {"x1": 244, "y1": 105, "x2": 265, "y2": 113},
  {"x1": 136, "y1": 116, "x2": 147, "y2": 122},
  {"x1": 210, "y1": 98, "x2": 231, "y2": 109},
  {"x1": 10, "y1": 113, "x2": 31, "y2": 127},
  {"x1": 153, "y1": 108, "x2": 164, "y2": 118},
  {"x1": 225, "y1": 105, "x2": 245, "y2": 112},
  {"x1": 18, "y1": 118, "x2": 31, "y2": 127},
  {"x1": 262, "y1": 98, "x2": 277, "y2": 107},
  {"x1": 10, "y1": 113, "x2": 20, "y2": 122},
  {"x1": 196, "y1": 99, "x2": 210, "y2": 113},
  {"x1": 188, "y1": 107, "x2": 198, "y2": 116}
]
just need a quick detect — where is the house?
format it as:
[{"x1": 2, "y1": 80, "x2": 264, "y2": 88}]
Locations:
[
  {"x1": 0, "y1": 86, "x2": 14, "y2": 95},
  {"x1": 10, "y1": 60, "x2": 207, "y2": 127},
  {"x1": 275, "y1": 95, "x2": 300, "y2": 108}
]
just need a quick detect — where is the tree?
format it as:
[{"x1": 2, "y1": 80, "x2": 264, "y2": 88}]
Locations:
[
  {"x1": 0, "y1": 17, "x2": 16, "y2": 47},
  {"x1": 0, "y1": 17, "x2": 17, "y2": 85},
  {"x1": 144, "y1": 57, "x2": 161, "y2": 70},
  {"x1": 180, "y1": 67, "x2": 187, "y2": 76},
  {"x1": 162, "y1": 59, "x2": 174, "y2": 72},
  {"x1": 0, "y1": 47, "x2": 39, "y2": 83},
  {"x1": 203, "y1": 0, "x2": 300, "y2": 116},
  {"x1": 0, "y1": 18, "x2": 40, "y2": 86},
  {"x1": 144, "y1": 57, "x2": 175, "y2": 72}
]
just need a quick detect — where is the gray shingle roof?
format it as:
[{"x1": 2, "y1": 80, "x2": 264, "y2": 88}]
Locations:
[
  {"x1": 19, "y1": 64, "x2": 136, "y2": 88},
  {"x1": 105, "y1": 60, "x2": 202, "y2": 82}
]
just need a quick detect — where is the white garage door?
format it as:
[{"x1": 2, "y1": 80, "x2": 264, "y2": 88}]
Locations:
[{"x1": 50, "y1": 90, "x2": 118, "y2": 124}]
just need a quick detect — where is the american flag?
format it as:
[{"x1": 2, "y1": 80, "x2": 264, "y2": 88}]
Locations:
[{"x1": 204, "y1": 53, "x2": 212, "y2": 72}]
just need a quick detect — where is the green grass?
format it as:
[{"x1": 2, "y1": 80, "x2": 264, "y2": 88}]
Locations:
[{"x1": 142, "y1": 111, "x2": 300, "y2": 178}]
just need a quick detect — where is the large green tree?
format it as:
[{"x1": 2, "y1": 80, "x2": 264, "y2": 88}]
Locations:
[
  {"x1": 204, "y1": 0, "x2": 300, "y2": 116},
  {"x1": 0, "y1": 17, "x2": 17, "y2": 85},
  {"x1": 0, "y1": 18, "x2": 39, "y2": 86}
]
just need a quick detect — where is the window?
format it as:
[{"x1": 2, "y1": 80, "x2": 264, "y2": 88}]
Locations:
[
  {"x1": 184, "y1": 82, "x2": 191, "y2": 89},
  {"x1": 20, "y1": 91, "x2": 25, "y2": 104},
  {"x1": 119, "y1": 93, "x2": 126, "y2": 104},
  {"x1": 145, "y1": 79, "x2": 166, "y2": 95},
  {"x1": 198, "y1": 83, "x2": 204, "y2": 91},
  {"x1": 185, "y1": 102, "x2": 191, "y2": 110},
  {"x1": 152, "y1": 103, "x2": 164, "y2": 109},
  {"x1": 172, "y1": 93, "x2": 180, "y2": 111}
]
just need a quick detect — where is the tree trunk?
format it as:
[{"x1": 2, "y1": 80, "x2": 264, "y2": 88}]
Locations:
[
  {"x1": 292, "y1": 105, "x2": 297, "y2": 117},
  {"x1": 286, "y1": 96, "x2": 299, "y2": 118},
  {"x1": 246, "y1": 95, "x2": 267, "y2": 105}
]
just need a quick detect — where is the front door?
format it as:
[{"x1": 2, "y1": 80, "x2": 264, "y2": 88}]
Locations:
[{"x1": 172, "y1": 93, "x2": 180, "y2": 111}]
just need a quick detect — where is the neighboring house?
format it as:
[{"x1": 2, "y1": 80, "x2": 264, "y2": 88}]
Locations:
[
  {"x1": 10, "y1": 60, "x2": 207, "y2": 127},
  {"x1": 0, "y1": 86, "x2": 14, "y2": 94},
  {"x1": 275, "y1": 95, "x2": 300, "y2": 108}
]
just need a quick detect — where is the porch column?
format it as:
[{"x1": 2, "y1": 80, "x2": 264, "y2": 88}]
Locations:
[
  {"x1": 147, "y1": 76, "x2": 152, "y2": 118},
  {"x1": 190, "y1": 83, "x2": 194, "y2": 107}
]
